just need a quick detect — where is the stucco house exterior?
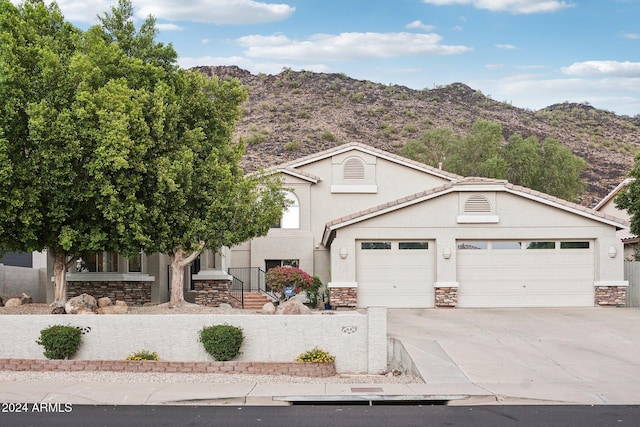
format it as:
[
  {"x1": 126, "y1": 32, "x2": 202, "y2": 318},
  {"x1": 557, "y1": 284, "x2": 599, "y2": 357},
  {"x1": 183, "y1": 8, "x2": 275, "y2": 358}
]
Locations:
[
  {"x1": 38, "y1": 142, "x2": 629, "y2": 308},
  {"x1": 228, "y1": 143, "x2": 629, "y2": 308},
  {"x1": 593, "y1": 178, "x2": 638, "y2": 260}
]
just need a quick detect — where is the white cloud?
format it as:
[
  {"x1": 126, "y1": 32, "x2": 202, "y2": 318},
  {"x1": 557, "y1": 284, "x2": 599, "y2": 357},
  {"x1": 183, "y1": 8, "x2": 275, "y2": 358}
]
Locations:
[
  {"x1": 406, "y1": 20, "x2": 436, "y2": 31},
  {"x1": 561, "y1": 61, "x2": 640, "y2": 77},
  {"x1": 156, "y1": 23, "x2": 183, "y2": 31},
  {"x1": 237, "y1": 32, "x2": 472, "y2": 60},
  {"x1": 485, "y1": 64, "x2": 504, "y2": 69},
  {"x1": 475, "y1": 74, "x2": 640, "y2": 115},
  {"x1": 495, "y1": 43, "x2": 517, "y2": 49},
  {"x1": 28, "y1": 0, "x2": 294, "y2": 25},
  {"x1": 422, "y1": 0, "x2": 574, "y2": 14},
  {"x1": 622, "y1": 32, "x2": 640, "y2": 40},
  {"x1": 136, "y1": 0, "x2": 295, "y2": 25}
]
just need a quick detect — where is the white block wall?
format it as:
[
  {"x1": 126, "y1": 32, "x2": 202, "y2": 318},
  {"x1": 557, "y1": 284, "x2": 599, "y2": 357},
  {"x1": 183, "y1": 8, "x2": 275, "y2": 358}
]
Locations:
[{"x1": 0, "y1": 309, "x2": 387, "y2": 374}]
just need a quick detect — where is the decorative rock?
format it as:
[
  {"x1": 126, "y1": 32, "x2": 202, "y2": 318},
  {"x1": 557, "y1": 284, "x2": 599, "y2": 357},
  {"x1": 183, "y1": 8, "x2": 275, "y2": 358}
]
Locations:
[
  {"x1": 276, "y1": 298, "x2": 312, "y2": 315},
  {"x1": 96, "y1": 304, "x2": 128, "y2": 314},
  {"x1": 8, "y1": 293, "x2": 32, "y2": 305},
  {"x1": 0, "y1": 295, "x2": 3, "y2": 307},
  {"x1": 51, "y1": 306, "x2": 66, "y2": 314},
  {"x1": 4, "y1": 298, "x2": 22, "y2": 308},
  {"x1": 65, "y1": 293, "x2": 98, "y2": 314},
  {"x1": 218, "y1": 303, "x2": 233, "y2": 311},
  {"x1": 261, "y1": 302, "x2": 276, "y2": 315},
  {"x1": 115, "y1": 300, "x2": 127, "y2": 306},
  {"x1": 97, "y1": 297, "x2": 112, "y2": 308}
]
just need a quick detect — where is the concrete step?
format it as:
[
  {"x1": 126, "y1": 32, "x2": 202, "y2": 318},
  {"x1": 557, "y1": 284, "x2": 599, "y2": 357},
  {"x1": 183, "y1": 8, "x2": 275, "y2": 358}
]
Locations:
[{"x1": 240, "y1": 292, "x2": 272, "y2": 309}]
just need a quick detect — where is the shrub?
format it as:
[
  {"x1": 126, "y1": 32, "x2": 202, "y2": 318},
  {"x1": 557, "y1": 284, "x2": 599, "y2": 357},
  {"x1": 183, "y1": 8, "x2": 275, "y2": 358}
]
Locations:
[
  {"x1": 199, "y1": 324, "x2": 244, "y2": 361},
  {"x1": 306, "y1": 276, "x2": 323, "y2": 308},
  {"x1": 266, "y1": 266, "x2": 314, "y2": 300},
  {"x1": 36, "y1": 325, "x2": 82, "y2": 360},
  {"x1": 297, "y1": 346, "x2": 335, "y2": 363},
  {"x1": 126, "y1": 350, "x2": 159, "y2": 361}
]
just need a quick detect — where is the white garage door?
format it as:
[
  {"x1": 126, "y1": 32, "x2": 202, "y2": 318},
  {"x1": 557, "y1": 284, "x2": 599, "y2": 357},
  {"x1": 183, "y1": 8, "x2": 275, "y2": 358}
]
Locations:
[
  {"x1": 356, "y1": 240, "x2": 434, "y2": 308},
  {"x1": 457, "y1": 240, "x2": 594, "y2": 307}
]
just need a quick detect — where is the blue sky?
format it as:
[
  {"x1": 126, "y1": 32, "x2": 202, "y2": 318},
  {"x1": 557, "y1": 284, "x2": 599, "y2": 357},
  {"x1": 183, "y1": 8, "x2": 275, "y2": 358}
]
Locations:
[{"x1": 23, "y1": 0, "x2": 640, "y2": 116}]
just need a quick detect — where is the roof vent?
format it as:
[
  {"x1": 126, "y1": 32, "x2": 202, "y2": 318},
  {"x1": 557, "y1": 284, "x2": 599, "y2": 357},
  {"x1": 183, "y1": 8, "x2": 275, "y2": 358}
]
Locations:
[
  {"x1": 344, "y1": 157, "x2": 365, "y2": 180},
  {"x1": 464, "y1": 195, "x2": 491, "y2": 213}
]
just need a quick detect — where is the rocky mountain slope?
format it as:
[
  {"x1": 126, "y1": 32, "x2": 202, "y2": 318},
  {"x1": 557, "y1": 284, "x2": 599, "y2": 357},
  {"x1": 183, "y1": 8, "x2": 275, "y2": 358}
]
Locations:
[{"x1": 195, "y1": 65, "x2": 640, "y2": 207}]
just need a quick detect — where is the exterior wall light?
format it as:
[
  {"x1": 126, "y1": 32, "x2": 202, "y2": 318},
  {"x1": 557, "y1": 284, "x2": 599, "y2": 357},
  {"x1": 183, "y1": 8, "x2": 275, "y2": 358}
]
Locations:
[
  {"x1": 608, "y1": 246, "x2": 617, "y2": 258},
  {"x1": 339, "y1": 247, "x2": 349, "y2": 259},
  {"x1": 442, "y1": 247, "x2": 452, "y2": 259}
]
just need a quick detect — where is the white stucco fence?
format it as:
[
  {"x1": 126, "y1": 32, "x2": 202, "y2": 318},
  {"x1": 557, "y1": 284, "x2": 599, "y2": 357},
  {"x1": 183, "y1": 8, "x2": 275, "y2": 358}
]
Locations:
[{"x1": 0, "y1": 307, "x2": 387, "y2": 374}]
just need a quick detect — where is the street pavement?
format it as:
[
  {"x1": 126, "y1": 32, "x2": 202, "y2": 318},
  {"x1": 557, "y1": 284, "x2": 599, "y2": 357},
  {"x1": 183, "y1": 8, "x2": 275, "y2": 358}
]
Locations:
[{"x1": 1, "y1": 307, "x2": 639, "y2": 406}]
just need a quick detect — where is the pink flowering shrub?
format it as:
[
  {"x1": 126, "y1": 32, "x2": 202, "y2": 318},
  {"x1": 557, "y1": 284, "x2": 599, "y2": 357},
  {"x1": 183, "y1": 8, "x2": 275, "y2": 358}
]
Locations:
[{"x1": 266, "y1": 267, "x2": 314, "y2": 299}]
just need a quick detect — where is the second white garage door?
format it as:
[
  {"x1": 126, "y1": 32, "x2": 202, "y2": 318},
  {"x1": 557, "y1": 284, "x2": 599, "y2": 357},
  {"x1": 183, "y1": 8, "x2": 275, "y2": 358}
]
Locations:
[
  {"x1": 356, "y1": 240, "x2": 434, "y2": 308},
  {"x1": 457, "y1": 240, "x2": 594, "y2": 308}
]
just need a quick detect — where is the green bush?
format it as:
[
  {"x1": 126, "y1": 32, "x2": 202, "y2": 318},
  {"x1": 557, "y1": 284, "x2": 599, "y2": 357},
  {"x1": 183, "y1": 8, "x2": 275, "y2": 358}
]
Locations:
[
  {"x1": 297, "y1": 346, "x2": 335, "y2": 363},
  {"x1": 36, "y1": 325, "x2": 82, "y2": 360},
  {"x1": 199, "y1": 324, "x2": 244, "y2": 361},
  {"x1": 306, "y1": 276, "x2": 323, "y2": 308}
]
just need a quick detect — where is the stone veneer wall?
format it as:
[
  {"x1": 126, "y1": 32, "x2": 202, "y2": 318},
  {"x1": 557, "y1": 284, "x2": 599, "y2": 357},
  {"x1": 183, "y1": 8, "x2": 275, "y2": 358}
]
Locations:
[
  {"x1": 193, "y1": 279, "x2": 232, "y2": 307},
  {"x1": 0, "y1": 359, "x2": 336, "y2": 377},
  {"x1": 330, "y1": 287, "x2": 357, "y2": 308},
  {"x1": 67, "y1": 282, "x2": 151, "y2": 306},
  {"x1": 595, "y1": 286, "x2": 626, "y2": 307},
  {"x1": 435, "y1": 287, "x2": 458, "y2": 308}
]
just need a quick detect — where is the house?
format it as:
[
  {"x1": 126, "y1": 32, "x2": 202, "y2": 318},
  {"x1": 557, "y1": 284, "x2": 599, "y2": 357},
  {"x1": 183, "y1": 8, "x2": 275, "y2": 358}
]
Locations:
[
  {"x1": 229, "y1": 143, "x2": 629, "y2": 308},
  {"x1": 38, "y1": 142, "x2": 629, "y2": 308},
  {"x1": 593, "y1": 178, "x2": 638, "y2": 259}
]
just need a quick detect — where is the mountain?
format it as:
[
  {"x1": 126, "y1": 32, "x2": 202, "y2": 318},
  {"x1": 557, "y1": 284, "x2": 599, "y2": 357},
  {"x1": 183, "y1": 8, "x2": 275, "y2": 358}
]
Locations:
[{"x1": 194, "y1": 65, "x2": 640, "y2": 207}]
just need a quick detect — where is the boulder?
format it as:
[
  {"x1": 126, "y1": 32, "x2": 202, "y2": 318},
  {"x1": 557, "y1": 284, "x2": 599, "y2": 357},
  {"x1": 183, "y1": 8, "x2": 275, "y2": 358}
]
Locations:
[
  {"x1": 0, "y1": 295, "x2": 3, "y2": 307},
  {"x1": 96, "y1": 304, "x2": 128, "y2": 314},
  {"x1": 97, "y1": 297, "x2": 112, "y2": 308},
  {"x1": 115, "y1": 300, "x2": 127, "y2": 306},
  {"x1": 51, "y1": 306, "x2": 66, "y2": 314},
  {"x1": 261, "y1": 302, "x2": 276, "y2": 315},
  {"x1": 218, "y1": 303, "x2": 233, "y2": 311},
  {"x1": 4, "y1": 298, "x2": 22, "y2": 308},
  {"x1": 8, "y1": 293, "x2": 32, "y2": 305},
  {"x1": 276, "y1": 298, "x2": 312, "y2": 315},
  {"x1": 65, "y1": 293, "x2": 98, "y2": 314}
]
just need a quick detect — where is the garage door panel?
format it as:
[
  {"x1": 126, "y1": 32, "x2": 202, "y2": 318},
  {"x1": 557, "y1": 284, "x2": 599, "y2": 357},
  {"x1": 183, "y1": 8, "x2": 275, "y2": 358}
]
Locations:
[
  {"x1": 357, "y1": 240, "x2": 434, "y2": 308},
  {"x1": 457, "y1": 240, "x2": 594, "y2": 308}
]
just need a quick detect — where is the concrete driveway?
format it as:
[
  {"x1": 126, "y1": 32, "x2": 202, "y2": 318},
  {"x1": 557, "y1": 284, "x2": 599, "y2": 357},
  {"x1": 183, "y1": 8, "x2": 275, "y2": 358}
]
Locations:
[{"x1": 387, "y1": 307, "x2": 640, "y2": 404}]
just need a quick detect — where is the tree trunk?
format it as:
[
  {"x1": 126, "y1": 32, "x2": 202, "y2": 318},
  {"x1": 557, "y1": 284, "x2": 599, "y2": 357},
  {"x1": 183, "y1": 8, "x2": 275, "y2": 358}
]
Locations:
[
  {"x1": 52, "y1": 251, "x2": 68, "y2": 308},
  {"x1": 169, "y1": 242, "x2": 205, "y2": 308}
]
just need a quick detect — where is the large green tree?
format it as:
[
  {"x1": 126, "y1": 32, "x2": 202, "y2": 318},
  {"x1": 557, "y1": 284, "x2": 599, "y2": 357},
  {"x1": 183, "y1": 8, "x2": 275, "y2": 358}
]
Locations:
[
  {"x1": 401, "y1": 120, "x2": 587, "y2": 201},
  {"x1": 0, "y1": 0, "x2": 286, "y2": 307}
]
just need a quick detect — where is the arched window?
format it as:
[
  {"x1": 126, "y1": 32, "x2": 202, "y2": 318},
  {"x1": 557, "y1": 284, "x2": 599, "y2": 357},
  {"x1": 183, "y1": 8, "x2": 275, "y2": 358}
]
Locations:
[
  {"x1": 343, "y1": 157, "x2": 365, "y2": 180},
  {"x1": 280, "y1": 191, "x2": 300, "y2": 229}
]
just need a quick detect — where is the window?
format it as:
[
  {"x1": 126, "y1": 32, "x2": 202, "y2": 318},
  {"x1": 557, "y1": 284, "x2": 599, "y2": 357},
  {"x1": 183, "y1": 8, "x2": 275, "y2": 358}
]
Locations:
[
  {"x1": 492, "y1": 241, "x2": 522, "y2": 250},
  {"x1": 399, "y1": 242, "x2": 429, "y2": 250},
  {"x1": 361, "y1": 242, "x2": 391, "y2": 250},
  {"x1": 560, "y1": 241, "x2": 590, "y2": 249},
  {"x1": 76, "y1": 251, "x2": 119, "y2": 272},
  {"x1": 526, "y1": 242, "x2": 556, "y2": 249},
  {"x1": 457, "y1": 241, "x2": 488, "y2": 250},
  {"x1": 272, "y1": 191, "x2": 299, "y2": 229},
  {"x1": 344, "y1": 157, "x2": 365, "y2": 180},
  {"x1": 265, "y1": 259, "x2": 299, "y2": 271},
  {"x1": 128, "y1": 251, "x2": 143, "y2": 273}
]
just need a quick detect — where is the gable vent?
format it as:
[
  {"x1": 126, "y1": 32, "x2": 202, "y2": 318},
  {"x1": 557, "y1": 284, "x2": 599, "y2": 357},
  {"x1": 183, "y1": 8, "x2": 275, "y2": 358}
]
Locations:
[
  {"x1": 344, "y1": 158, "x2": 365, "y2": 180},
  {"x1": 464, "y1": 195, "x2": 492, "y2": 213}
]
